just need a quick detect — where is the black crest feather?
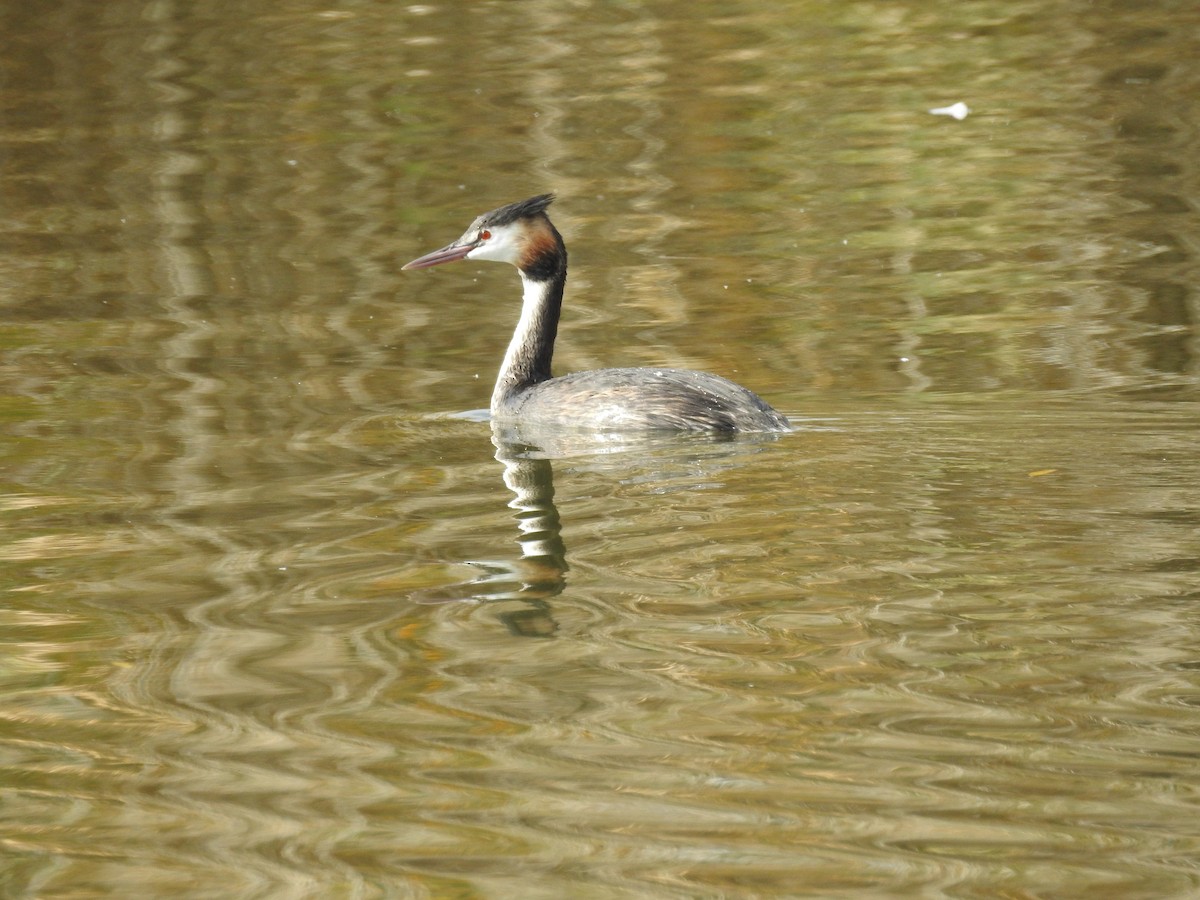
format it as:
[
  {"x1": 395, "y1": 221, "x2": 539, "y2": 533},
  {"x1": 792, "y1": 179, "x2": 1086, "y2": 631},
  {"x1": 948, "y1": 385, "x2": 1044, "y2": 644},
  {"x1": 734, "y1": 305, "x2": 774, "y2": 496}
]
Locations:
[{"x1": 477, "y1": 194, "x2": 556, "y2": 229}]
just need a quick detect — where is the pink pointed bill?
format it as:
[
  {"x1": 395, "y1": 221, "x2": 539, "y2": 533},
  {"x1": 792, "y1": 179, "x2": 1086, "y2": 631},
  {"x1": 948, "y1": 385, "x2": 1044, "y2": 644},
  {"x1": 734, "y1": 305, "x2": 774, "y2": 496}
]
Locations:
[{"x1": 401, "y1": 241, "x2": 475, "y2": 270}]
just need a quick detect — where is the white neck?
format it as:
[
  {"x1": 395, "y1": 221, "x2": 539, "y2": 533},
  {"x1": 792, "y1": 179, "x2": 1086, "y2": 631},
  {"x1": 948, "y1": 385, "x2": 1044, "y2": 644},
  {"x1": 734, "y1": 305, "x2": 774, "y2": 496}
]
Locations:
[{"x1": 491, "y1": 272, "x2": 561, "y2": 410}]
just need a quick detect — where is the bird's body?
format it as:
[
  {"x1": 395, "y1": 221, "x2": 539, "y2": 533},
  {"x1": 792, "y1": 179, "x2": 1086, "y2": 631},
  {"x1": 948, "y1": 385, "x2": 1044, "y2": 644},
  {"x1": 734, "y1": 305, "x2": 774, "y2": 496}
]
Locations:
[
  {"x1": 403, "y1": 194, "x2": 789, "y2": 433},
  {"x1": 492, "y1": 367, "x2": 785, "y2": 432}
]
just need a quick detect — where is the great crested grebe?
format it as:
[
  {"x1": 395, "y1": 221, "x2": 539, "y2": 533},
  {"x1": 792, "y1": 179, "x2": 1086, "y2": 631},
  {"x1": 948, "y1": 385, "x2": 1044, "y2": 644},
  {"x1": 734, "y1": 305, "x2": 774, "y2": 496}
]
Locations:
[{"x1": 402, "y1": 194, "x2": 789, "y2": 432}]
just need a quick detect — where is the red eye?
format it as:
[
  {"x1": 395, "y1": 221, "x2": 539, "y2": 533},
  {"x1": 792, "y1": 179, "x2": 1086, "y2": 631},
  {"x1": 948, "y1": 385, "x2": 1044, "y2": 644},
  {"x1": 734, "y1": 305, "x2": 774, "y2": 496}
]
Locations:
[{"x1": 480, "y1": 230, "x2": 491, "y2": 240}]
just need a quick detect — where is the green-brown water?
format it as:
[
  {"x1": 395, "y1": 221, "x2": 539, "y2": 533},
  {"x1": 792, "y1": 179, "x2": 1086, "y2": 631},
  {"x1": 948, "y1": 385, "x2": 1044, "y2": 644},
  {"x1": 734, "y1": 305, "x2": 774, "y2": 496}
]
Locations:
[{"x1": 3, "y1": 1, "x2": 1199, "y2": 897}]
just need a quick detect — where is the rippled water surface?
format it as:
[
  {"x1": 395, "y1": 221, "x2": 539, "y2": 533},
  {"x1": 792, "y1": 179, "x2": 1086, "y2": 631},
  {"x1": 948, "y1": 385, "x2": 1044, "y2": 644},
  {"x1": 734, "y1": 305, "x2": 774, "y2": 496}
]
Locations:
[{"x1": 3, "y1": 0, "x2": 1200, "y2": 897}]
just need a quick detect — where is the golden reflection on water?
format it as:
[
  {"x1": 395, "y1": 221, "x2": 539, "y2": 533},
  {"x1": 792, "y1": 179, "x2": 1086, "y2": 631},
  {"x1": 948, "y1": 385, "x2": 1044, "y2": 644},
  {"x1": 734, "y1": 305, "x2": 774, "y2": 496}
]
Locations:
[
  {"x1": 6, "y1": 401, "x2": 1200, "y2": 896},
  {"x1": 2, "y1": 0, "x2": 1200, "y2": 896}
]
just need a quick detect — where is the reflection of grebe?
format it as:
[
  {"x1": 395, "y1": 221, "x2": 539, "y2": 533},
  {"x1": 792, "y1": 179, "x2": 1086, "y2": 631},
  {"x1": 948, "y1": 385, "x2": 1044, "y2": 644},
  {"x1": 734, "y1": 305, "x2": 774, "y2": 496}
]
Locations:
[{"x1": 403, "y1": 195, "x2": 790, "y2": 433}]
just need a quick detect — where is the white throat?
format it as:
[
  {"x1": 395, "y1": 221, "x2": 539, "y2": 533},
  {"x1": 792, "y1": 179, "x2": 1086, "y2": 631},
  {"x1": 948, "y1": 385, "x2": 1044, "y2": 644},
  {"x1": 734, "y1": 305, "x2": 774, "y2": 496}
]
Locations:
[{"x1": 492, "y1": 273, "x2": 554, "y2": 408}]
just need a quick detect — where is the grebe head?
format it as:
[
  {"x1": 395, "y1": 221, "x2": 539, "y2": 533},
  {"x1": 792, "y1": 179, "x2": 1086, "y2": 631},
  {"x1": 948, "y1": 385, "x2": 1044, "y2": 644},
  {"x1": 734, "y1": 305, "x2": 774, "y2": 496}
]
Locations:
[{"x1": 401, "y1": 194, "x2": 563, "y2": 276}]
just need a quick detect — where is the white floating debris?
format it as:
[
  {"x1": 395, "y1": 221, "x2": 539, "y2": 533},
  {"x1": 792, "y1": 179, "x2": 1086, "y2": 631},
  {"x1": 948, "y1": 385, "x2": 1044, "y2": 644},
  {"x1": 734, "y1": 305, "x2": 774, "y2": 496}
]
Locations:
[{"x1": 929, "y1": 101, "x2": 969, "y2": 120}]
